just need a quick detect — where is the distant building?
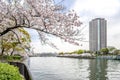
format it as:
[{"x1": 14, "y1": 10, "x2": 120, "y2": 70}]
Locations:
[{"x1": 89, "y1": 18, "x2": 107, "y2": 52}]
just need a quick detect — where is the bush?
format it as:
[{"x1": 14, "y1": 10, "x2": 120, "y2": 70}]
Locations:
[
  {"x1": 114, "y1": 50, "x2": 120, "y2": 55},
  {"x1": 59, "y1": 52, "x2": 64, "y2": 55},
  {"x1": 0, "y1": 55, "x2": 22, "y2": 61},
  {"x1": 100, "y1": 48, "x2": 109, "y2": 54},
  {"x1": 0, "y1": 63, "x2": 24, "y2": 80},
  {"x1": 13, "y1": 56, "x2": 22, "y2": 60},
  {"x1": 77, "y1": 50, "x2": 84, "y2": 54},
  {"x1": 75, "y1": 50, "x2": 84, "y2": 54}
]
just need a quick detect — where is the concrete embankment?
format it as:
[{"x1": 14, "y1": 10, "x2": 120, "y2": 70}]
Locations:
[
  {"x1": 57, "y1": 54, "x2": 120, "y2": 60},
  {"x1": 96, "y1": 55, "x2": 120, "y2": 60},
  {"x1": 9, "y1": 61, "x2": 33, "y2": 80}
]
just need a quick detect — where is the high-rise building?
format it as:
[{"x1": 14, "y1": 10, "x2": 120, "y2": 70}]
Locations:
[{"x1": 89, "y1": 18, "x2": 107, "y2": 52}]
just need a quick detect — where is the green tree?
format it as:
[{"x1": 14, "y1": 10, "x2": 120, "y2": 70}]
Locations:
[
  {"x1": 107, "y1": 46, "x2": 116, "y2": 52},
  {"x1": 75, "y1": 49, "x2": 84, "y2": 54},
  {"x1": 84, "y1": 50, "x2": 92, "y2": 53},
  {"x1": 0, "y1": 28, "x2": 31, "y2": 56},
  {"x1": 114, "y1": 49, "x2": 120, "y2": 55},
  {"x1": 100, "y1": 48, "x2": 109, "y2": 54}
]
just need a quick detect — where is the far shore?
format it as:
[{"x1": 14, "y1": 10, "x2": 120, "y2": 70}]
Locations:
[
  {"x1": 57, "y1": 55, "x2": 95, "y2": 59},
  {"x1": 57, "y1": 54, "x2": 120, "y2": 60}
]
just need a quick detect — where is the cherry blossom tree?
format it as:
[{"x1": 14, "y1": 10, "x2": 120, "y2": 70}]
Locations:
[{"x1": 0, "y1": 0, "x2": 82, "y2": 47}]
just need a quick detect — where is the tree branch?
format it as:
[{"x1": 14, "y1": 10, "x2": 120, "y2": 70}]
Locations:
[
  {"x1": 10, "y1": 30, "x2": 21, "y2": 44},
  {"x1": 0, "y1": 25, "x2": 26, "y2": 36}
]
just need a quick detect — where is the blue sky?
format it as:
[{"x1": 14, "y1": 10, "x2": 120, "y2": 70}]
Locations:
[{"x1": 29, "y1": 0, "x2": 120, "y2": 53}]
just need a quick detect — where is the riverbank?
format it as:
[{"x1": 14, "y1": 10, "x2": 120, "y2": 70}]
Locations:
[
  {"x1": 0, "y1": 56, "x2": 33, "y2": 80},
  {"x1": 57, "y1": 53, "x2": 95, "y2": 59},
  {"x1": 57, "y1": 53, "x2": 120, "y2": 60},
  {"x1": 57, "y1": 55, "x2": 95, "y2": 59}
]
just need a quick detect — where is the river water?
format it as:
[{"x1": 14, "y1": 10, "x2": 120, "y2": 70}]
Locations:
[{"x1": 30, "y1": 57, "x2": 120, "y2": 80}]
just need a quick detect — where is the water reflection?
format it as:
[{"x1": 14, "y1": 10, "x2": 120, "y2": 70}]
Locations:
[
  {"x1": 89, "y1": 59, "x2": 108, "y2": 80},
  {"x1": 30, "y1": 57, "x2": 120, "y2": 80},
  {"x1": 107, "y1": 60, "x2": 120, "y2": 80},
  {"x1": 30, "y1": 57, "x2": 89, "y2": 80}
]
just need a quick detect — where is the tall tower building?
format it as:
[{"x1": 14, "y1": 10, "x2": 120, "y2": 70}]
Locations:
[{"x1": 89, "y1": 18, "x2": 107, "y2": 52}]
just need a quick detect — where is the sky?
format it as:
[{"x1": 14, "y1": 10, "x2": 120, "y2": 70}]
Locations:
[{"x1": 29, "y1": 0, "x2": 120, "y2": 53}]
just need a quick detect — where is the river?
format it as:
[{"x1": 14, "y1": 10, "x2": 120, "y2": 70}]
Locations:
[{"x1": 29, "y1": 57, "x2": 120, "y2": 80}]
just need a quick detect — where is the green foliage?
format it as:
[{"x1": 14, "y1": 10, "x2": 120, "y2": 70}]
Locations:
[
  {"x1": 59, "y1": 52, "x2": 64, "y2": 55},
  {"x1": 58, "y1": 49, "x2": 84, "y2": 55},
  {"x1": 18, "y1": 28, "x2": 31, "y2": 42},
  {"x1": 0, "y1": 28, "x2": 31, "y2": 56},
  {"x1": 107, "y1": 46, "x2": 116, "y2": 51},
  {"x1": 100, "y1": 48, "x2": 109, "y2": 54},
  {"x1": 2, "y1": 42, "x2": 19, "y2": 52},
  {"x1": 77, "y1": 50, "x2": 84, "y2": 54},
  {"x1": 114, "y1": 50, "x2": 120, "y2": 55},
  {"x1": 58, "y1": 49, "x2": 87, "y2": 55},
  {"x1": 84, "y1": 50, "x2": 92, "y2": 53},
  {"x1": 0, "y1": 63, "x2": 24, "y2": 80},
  {"x1": 0, "y1": 55, "x2": 22, "y2": 61},
  {"x1": 74, "y1": 49, "x2": 84, "y2": 54},
  {"x1": 12, "y1": 56, "x2": 22, "y2": 60}
]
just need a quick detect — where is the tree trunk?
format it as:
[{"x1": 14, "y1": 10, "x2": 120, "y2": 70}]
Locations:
[
  {"x1": 0, "y1": 48, "x2": 4, "y2": 56},
  {"x1": 10, "y1": 48, "x2": 15, "y2": 56}
]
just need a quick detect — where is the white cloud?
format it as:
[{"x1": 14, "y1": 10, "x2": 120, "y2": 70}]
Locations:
[
  {"x1": 72, "y1": 0, "x2": 120, "y2": 16},
  {"x1": 71, "y1": 0, "x2": 120, "y2": 49},
  {"x1": 107, "y1": 23, "x2": 120, "y2": 49}
]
